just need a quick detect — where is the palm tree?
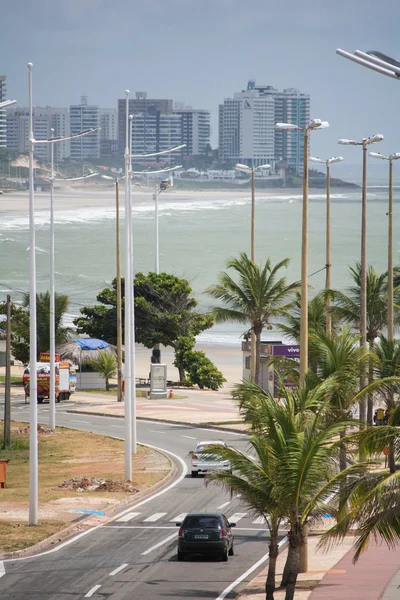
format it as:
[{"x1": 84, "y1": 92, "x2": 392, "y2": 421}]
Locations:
[
  {"x1": 230, "y1": 379, "x2": 360, "y2": 600},
  {"x1": 12, "y1": 292, "x2": 71, "y2": 360},
  {"x1": 89, "y1": 350, "x2": 117, "y2": 391},
  {"x1": 373, "y1": 334, "x2": 400, "y2": 473},
  {"x1": 321, "y1": 404, "x2": 400, "y2": 563},
  {"x1": 206, "y1": 437, "x2": 286, "y2": 600},
  {"x1": 277, "y1": 291, "x2": 328, "y2": 342},
  {"x1": 329, "y1": 263, "x2": 391, "y2": 426},
  {"x1": 309, "y1": 328, "x2": 371, "y2": 470},
  {"x1": 206, "y1": 253, "x2": 300, "y2": 385}
]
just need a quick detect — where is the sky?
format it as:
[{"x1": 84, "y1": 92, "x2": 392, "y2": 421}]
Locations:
[{"x1": 1, "y1": 0, "x2": 400, "y2": 163}]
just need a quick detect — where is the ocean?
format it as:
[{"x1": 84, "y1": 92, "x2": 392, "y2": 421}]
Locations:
[{"x1": 1, "y1": 178, "x2": 399, "y2": 346}]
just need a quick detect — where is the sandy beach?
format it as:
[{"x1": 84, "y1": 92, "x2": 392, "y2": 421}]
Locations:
[{"x1": 0, "y1": 185, "x2": 252, "y2": 213}]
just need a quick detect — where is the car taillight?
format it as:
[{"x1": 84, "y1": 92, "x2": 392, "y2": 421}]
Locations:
[
  {"x1": 220, "y1": 527, "x2": 227, "y2": 538},
  {"x1": 192, "y1": 454, "x2": 198, "y2": 460},
  {"x1": 178, "y1": 527, "x2": 184, "y2": 537}
]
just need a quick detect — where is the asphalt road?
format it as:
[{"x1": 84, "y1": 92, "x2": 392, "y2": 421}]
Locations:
[{"x1": 0, "y1": 399, "x2": 284, "y2": 600}]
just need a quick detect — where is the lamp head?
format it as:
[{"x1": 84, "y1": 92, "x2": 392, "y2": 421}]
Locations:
[
  {"x1": 256, "y1": 163, "x2": 271, "y2": 170},
  {"x1": 328, "y1": 156, "x2": 344, "y2": 164},
  {"x1": 235, "y1": 163, "x2": 252, "y2": 173},
  {"x1": 368, "y1": 134, "x2": 384, "y2": 144},
  {"x1": 338, "y1": 138, "x2": 359, "y2": 146},
  {"x1": 275, "y1": 122, "x2": 300, "y2": 130},
  {"x1": 309, "y1": 157, "x2": 326, "y2": 164},
  {"x1": 391, "y1": 153, "x2": 400, "y2": 161},
  {"x1": 369, "y1": 152, "x2": 387, "y2": 160}
]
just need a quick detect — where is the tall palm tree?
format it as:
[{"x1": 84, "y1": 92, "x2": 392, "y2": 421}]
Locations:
[
  {"x1": 206, "y1": 253, "x2": 299, "y2": 385},
  {"x1": 206, "y1": 437, "x2": 286, "y2": 600},
  {"x1": 329, "y1": 263, "x2": 391, "y2": 426},
  {"x1": 228, "y1": 379, "x2": 360, "y2": 600}
]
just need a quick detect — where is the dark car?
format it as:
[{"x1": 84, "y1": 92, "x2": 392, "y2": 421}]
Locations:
[{"x1": 176, "y1": 512, "x2": 236, "y2": 561}]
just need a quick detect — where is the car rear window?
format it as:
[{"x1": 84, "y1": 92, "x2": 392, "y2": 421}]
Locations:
[
  {"x1": 196, "y1": 443, "x2": 225, "y2": 452},
  {"x1": 183, "y1": 516, "x2": 221, "y2": 528}
]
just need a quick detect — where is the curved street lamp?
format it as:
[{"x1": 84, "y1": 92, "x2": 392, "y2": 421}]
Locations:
[
  {"x1": 276, "y1": 120, "x2": 329, "y2": 387},
  {"x1": 336, "y1": 48, "x2": 400, "y2": 80},
  {"x1": 309, "y1": 156, "x2": 343, "y2": 334},
  {"x1": 369, "y1": 151, "x2": 400, "y2": 342},
  {"x1": 0, "y1": 99, "x2": 17, "y2": 109},
  {"x1": 338, "y1": 134, "x2": 383, "y2": 427}
]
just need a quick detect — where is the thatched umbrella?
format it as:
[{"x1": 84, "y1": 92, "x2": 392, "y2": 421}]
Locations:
[{"x1": 56, "y1": 338, "x2": 117, "y2": 367}]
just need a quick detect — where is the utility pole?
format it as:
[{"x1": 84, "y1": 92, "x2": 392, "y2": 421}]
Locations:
[{"x1": 4, "y1": 295, "x2": 11, "y2": 449}]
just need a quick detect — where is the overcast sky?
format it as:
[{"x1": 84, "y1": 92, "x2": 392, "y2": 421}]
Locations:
[{"x1": 2, "y1": 0, "x2": 400, "y2": 161}]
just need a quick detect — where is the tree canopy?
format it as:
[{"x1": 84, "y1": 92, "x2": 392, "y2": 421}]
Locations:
[{"x1": 74, "y1": 271, "x2": 214, "y2": 350}]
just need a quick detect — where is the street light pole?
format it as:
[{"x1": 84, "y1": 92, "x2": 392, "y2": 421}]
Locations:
[
  {"x1": 338, "y1": 135, "x2": 383, "y2": 426},
  {"x1": 369, "y1": 151, "x2": 400, "y2": 342},
  {"x1": 251, "y1": 169, "x2": 255, "y2": 262},
  {"x1": 310, "y1": 156, "x2": 344, "y2": 334},
  {"x1": 276, "y1": 120, "x2": 329, "y2": 387},
  {"x1": 124, "y1": 92, "x2": 133, "y2": 479},
  {"x1": 28, "y1": 62, "x2": 38, "y2": 526},
  {"x1": 49, "y1": 129, "x2": 56, "y2": 431},
  {"x1": 129, "y1": 114, "x2": 137, "y2": 456},
  {"x1": 115, "y1": 179, "x2": 123, "y2": 403},
  {"x1": 235, "y1": 162, "x2": 271, "y2": 383}
]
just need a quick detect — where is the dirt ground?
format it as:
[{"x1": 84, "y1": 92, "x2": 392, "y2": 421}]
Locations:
[{"x1": 0, "y1": 422, "x2": 172, "y2": 553}]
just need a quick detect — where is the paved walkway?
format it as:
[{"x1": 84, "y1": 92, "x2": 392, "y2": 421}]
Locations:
[{"x1": 309, "y1": 542, "x2": 400, "y2": 600}]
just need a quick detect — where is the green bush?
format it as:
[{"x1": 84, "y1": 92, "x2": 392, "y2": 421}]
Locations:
[{"x1": 187, "y1": 351, "x2": 226, "y2": 390}]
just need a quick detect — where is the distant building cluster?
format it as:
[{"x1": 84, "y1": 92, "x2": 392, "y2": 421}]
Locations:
[{"x1": 0, "y1": 75, "x2": 310, "y2": 174}]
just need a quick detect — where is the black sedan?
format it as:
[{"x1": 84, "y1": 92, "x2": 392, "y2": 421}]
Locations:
[{"x1": 176, "y1": 512, "x2": 236, "y2": 561}]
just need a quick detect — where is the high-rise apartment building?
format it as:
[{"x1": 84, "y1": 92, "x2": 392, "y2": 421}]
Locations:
[
  {"x1": 0, "y1": 76, "x2": 8, "y2": 148},
  {"x1": 6, "y1": 106, "x2": 70, "y2": 161},
  {"x1": 219, "y1": 81, "x2": 310, "y2": 174},
  {"x1": 117, "y1": 92, "x2": 210, "y2": 160},
  {"x1": 274, "y1": 88, "x2": 310, "y2": 174},
  {"x1": 99, "y1": 108, "x2": 118, "y2": 156},
  {"x1": 173, "y1": 107, "x2": 210, "y2": 156},
  {"x1": 69, "y1": 96, "x2": 100, "y2": 160}
]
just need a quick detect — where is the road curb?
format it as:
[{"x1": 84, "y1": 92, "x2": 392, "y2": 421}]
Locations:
[
  {"x1": 0, "y1": 444, "x2": 179, "y2": 561},
  {"x1": 66, "y1": 409, "x2": 248, "y2": 435}
]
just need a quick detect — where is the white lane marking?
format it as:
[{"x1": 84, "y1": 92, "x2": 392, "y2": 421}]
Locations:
[
  {"x1": 109, "y1": 563, "x2": 128, "y2": 576},
  {"x1": 148, "y1": 430, "x2": 167, "y2": 435},
  {"x1": 85, "y1": 584, "x2": 101, "y2": 597},
  {"x1": 143, "y1": 512, "x2": 167, "y2": 522},
  {"x1": 253, "y1": 516, "x2": 266, "y2": 524},
  {"x1": 217, "y1": 501, "x2": 231, "y2": 510},
  {"x1": 181, "y1": 435, "x2": 196, "y2": 439},
  {"x1": 139, "y1": 419, "x2": 249, "y2": 437},
  {"x1": 69, "y1": 419, "x2": 91, "y2": 424},
  {"x1": 116, "y1": 512, "x2": 141, "y2": 523},
  {"x1": 228, "y1": 512, "x2": 247, "y2": 523},
  {"x1": 5, "y1": 443, "x2": 187, "y2": 563},
  {"x1": 215, "y1": 537, "x2": 288, "y2": 600},
  {"x1": 110, "y1": 424, "x2": 123, "y2": 428},
  {"x1": 0, "y1": 561, "x2": 5, "y2": 578},
  {"x1": 170, "y1": 513, "x2": 187, "y2": 522},
  {"x1": 106, "y1": 526, "x2": 175, "y2": 530},
  {"x1": 141, "y1": 531, "x2": 177, "y2": 556}
]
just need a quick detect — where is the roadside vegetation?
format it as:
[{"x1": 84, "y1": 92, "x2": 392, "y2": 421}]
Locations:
[
  {"x1": 0, "y1": 422, "x2": 171, "y2": 554},
  {"x1": 204, "y1": 255, "x2": 400, "y2": 600}
]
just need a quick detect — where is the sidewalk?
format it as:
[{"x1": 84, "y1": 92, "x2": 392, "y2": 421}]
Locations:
[{"x1": 68, "y1": 387, "x2": 249, "y2": 431}]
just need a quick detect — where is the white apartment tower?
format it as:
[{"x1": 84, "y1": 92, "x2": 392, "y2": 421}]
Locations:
[
  {"x1": 99, "y1": 108, "x2": 117, "y2": 156},
  {"x1": 173, "y1": 107, "x2": 211, "y2": 156},
  {"x1": 219, "y1": 81, "x2": 310, "y2": 174},
  {"x1": 0, "y1": 76, "x2": 8, "y2": 148},
  {"x1": 6, "y1": 106, "x2": 70, "y2": 161},
  {"x1": 69, "y1": 96, "x2": 100, "y2": 160}
]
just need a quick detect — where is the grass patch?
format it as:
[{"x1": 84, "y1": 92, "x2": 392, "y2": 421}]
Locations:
[
  {"x1": 0, "y1": 421, "x2": 171, "y2": 553},
  {"x1": 0, "y1": 376, "x2": 24, "y2": 385},
  {"x1": 0, "y1": 520, "x2": 67, "y2": 553}
]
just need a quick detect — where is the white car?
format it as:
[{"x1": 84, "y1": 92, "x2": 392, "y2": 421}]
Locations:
[{"x1": 191, "y1": 440, "x2": 231, "y2": 478}]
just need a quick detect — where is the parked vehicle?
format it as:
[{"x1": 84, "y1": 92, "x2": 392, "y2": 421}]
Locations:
[
  {"x1": 190, "y1": 440, "x2": 231, "y2": 477},
  {"x1": 176, "y1": 512, "x2": 236, "y2": 561},
  {"x1": 23, "y1": 353, "x2": 76, "y2": 403}
]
